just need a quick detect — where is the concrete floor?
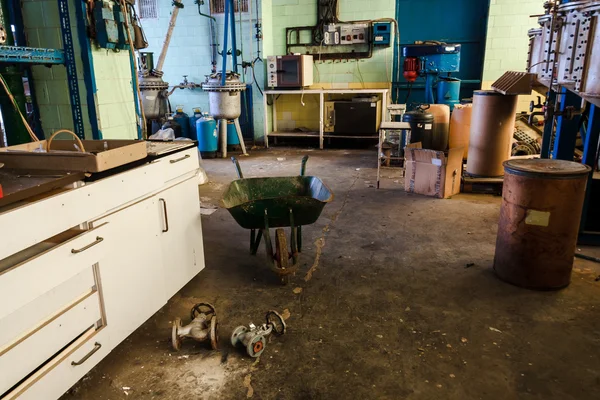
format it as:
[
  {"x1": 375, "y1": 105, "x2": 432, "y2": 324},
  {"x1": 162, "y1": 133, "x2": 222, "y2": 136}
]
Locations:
[{"x1": 64, "y1": 149, "x2": 600, "y2": 400}]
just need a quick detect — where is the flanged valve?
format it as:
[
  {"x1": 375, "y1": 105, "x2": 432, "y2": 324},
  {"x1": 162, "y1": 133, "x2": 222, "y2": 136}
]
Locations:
[
  {"x1": 230, "y1": 310, "x2": 286, "y2": 358},
  {"x1": 172, "y1": 303, "x2": 219, "y2": 351}
]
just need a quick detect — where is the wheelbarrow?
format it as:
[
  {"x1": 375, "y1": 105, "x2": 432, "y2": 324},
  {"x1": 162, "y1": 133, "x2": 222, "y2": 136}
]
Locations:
[{"x1": 221, "y1": 156, "x2": 334, "y2": 284}]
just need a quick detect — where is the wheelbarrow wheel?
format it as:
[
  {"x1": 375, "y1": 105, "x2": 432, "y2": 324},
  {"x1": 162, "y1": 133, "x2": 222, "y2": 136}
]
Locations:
[{"x1": 275, "y1": 228, "x2": 290, "y2": 285}]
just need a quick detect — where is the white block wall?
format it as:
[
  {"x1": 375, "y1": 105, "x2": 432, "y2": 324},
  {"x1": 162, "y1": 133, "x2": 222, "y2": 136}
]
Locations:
[{"x1": 482, "y1": 0, "x2": 546, "y2": 111}]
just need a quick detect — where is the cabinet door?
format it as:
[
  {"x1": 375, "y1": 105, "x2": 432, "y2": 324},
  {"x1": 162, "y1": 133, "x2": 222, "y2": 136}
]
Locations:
[
  {"x1": 157, "y1": 177, "x2": 205, "y2": 298},
  {"x1": 92, "y1": 196, "x2": 166, "y2": 345}
]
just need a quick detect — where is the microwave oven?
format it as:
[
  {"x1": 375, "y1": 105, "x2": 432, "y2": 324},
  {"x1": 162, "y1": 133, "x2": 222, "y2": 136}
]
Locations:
[{"x1": 266, "y1": 55, "x2": 314, "y2": 88}]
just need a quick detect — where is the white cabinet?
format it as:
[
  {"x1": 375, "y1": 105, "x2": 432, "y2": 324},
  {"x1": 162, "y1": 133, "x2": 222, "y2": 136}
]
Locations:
[
  {"x1": 0, "y1": 150, "x2": 206, "y2": 399},
  {"x1": 92, "y1": 196, "x2": 166, "y2": 346},
  {"x1": 157, "y1": 176, "x2": 205, "y2": 297}
]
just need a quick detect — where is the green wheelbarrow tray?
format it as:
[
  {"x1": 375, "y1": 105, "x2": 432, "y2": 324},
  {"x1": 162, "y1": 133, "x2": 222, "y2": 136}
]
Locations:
[
  {"x1": 221, "y1": 156, "x2": 333, "y2": 284},
  {"x1": 221, "y1": 176, "x2": 333, "y2": 229}
]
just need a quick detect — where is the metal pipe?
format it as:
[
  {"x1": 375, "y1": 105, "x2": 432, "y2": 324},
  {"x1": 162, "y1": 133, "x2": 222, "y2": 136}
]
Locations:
[
  {"x1": 156, "y1": 0, "x2": 184, "y2": 72},
  {"x1": 219, "y1": 118, "x2": 227, "y2": 157},
  {"x1": 221, "y1": 0, "x2": 230, "y2": 85},
  {"x1": 196, "y1": 0, "x2": 218, "y2": 73}
]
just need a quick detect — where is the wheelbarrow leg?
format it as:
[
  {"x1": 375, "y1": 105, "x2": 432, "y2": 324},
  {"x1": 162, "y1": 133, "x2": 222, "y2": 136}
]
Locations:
[
  {"x1": 289, "y1": 209, "x2": 298, "y2": 265},
  {"x1": 297, "y1": 226, "x2": 302, "y2": 252},
  {"x1": 262, "y1": 209, "x2": 273, "y2": 259},
  {"x1": 250, "y1": 229, "x2": 263, "y2": 255}
]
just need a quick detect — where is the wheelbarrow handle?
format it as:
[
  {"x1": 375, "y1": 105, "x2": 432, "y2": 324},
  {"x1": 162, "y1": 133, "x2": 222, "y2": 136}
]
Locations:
[
  {"x1": 231, "y1": 157, "x2": 244, "y2": 179},
  {"x1": 300, "y1": 155, "x2": 309, "y2": 176}
]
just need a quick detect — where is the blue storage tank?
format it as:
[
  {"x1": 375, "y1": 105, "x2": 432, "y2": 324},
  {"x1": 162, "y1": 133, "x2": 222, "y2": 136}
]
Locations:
[
  {"x1": 226, "y1": 120, "x2": 241, "y2": 151},
  {"x1": 437, "y1": 77, "x2": 461, "y2": 111},
  {"x1": 173, "y1": 106, "x2": 190, "y2": 138},
  {"x1": 188, "y1": 108, "x2": 203, "y2": 140},
  {"x1": 196, "y1": 113, "x2": 218, "y2": 158}
]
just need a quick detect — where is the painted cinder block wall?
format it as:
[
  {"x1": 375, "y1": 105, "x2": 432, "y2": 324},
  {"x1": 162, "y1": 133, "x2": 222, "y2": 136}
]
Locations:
[
  {"x1": 22, "y1": 0, "x2": 137, "y2": 140},
  {"x1": 140, "y1": 0, "x2": 265, "y2": 140},
  {"x1": 482, "y1": 0, "x2": 545, "y2": 111}
]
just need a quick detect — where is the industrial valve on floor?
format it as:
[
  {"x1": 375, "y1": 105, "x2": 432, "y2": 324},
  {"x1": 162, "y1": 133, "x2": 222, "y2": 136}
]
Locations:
[
  {"x1": 230, "y1": 310, "x2": 286, "y2": 358},
  {"x1": 172, "y1": 303, "x2": 218, "y2": 351}
]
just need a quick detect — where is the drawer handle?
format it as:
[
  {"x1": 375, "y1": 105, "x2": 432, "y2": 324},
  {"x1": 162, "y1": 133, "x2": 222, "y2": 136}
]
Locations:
[
  {"x1": 159, "y1": 198, "x2": 169, "y2": 232},
  {"x1": 71, "y1": 236, "x2": 104, "y2": 254},
  {"x1": 170, "y1": 154, "x2": 191, "y2": 164},
  {"x1": 71, "y1": 342, "x2": 101, "y2": 366}
]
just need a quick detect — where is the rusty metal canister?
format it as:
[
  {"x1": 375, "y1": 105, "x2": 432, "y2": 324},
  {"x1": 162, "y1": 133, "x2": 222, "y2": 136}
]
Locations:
[
  {"x1": 466, "y1": 91, "x2": 518, "y2": 177},
  {"x1": 494, "y1": 159, "x2": 591, "y2": 290}
]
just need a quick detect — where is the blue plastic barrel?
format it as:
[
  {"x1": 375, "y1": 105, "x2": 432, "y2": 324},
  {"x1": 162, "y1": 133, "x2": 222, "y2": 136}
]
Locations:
[
  {"x1": 226, "y1": 120, "x2": 240, "y2": 150},
  {"x1": 173, "y1": 106, "x2": 190, "y2": 138},
  {"x1": 188, "y1": 108, "x2": 202, "y2": 140},
  {"x1": 437, "y1": 77, "x2": 461, "y2": 111},
  {"x1": 196, "y1": 113, "x2": 218, "y2": 158}
]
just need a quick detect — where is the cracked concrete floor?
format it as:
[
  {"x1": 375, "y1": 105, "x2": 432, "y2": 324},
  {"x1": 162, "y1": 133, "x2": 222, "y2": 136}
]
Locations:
[{"x1": 63, "y1": 149, "x2": 600, "y2": 400}]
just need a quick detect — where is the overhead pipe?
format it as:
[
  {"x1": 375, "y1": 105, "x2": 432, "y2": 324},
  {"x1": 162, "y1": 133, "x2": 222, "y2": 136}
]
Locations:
[
  {"x1": 195, "y1": 0, "x2": 218, "y2": 73},
  {"x1": 155, "y1": 0, "x2": 184, "y2": 73}
]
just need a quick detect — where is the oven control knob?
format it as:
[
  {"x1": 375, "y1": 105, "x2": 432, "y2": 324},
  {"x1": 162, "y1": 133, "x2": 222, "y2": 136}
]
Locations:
[{"x1": 270, "y1": 64, "x2": 274, "y2": 68}]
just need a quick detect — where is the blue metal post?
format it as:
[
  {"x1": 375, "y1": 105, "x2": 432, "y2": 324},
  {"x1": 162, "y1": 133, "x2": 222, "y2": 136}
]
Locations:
[
  {"x1": 75, "y1": 0, "x2": 101, "y2": 139},
  {"x1": 58, "y1": 0, "x2": 85, "y2": 139},
  {"x1": 579, "y1": 105, "x2": 600, "y2": 239},
  {"x1": 540, "y1": 90, "x2": 556, "y2": 158},
  {"x1": 552, "y1": 88, "x2": 581, "y2": 160},
  {"x1": 230, "y1": 0, "x2": 237, "y2": 74},
  {"x1": 424, "y1": 73, "x2": 436, "y2": 104},
  {"x1": 221, "y1": 0, "x2": 230, "y2": 85},
  {"x1": 8, "y1": 0, "x2": 43, "y2": 139}
]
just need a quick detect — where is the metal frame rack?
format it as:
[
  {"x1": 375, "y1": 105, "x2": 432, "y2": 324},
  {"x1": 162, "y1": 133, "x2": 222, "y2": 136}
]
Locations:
[{"x1": 0, "y1": 0, "x2": 85, "y2": 140}]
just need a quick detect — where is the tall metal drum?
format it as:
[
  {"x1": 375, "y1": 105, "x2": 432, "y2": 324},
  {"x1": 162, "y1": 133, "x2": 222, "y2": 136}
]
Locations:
[
  {"x1": 494, "y1": 159, "x2": 591, "y2": 290},
  {"x1": 466, "y1": 91, "x2": 518, "y2": 177}
]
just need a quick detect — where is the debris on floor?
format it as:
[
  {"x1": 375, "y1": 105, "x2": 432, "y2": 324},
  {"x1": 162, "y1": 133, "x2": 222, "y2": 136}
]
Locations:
[
  {"x1": 243, "y1": 374, "x2": 254, "y2": 398},
  {"x1": 489, "y1": 327, "x2": 503, "y2": 333}
]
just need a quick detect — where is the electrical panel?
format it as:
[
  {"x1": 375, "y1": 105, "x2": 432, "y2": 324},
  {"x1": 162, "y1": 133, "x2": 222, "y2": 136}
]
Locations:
[
  {"x1": 323, "y1": 24, "x2": 340, "y2": 46},
  {"x1": 339, "y1": 23, "x2": 369, "y2": 45},
  {"x1": 372, "y1": 22, "x2": 391, "y2": 46},
  {"x1": 93, "y1": 0, "x2": 130, "y2": 50}
]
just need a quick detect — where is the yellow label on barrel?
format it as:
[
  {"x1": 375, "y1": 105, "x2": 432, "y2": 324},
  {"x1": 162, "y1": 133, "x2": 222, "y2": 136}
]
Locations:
[{"x1": 525, "y1": 210, "x2": 551, "y2": 227}]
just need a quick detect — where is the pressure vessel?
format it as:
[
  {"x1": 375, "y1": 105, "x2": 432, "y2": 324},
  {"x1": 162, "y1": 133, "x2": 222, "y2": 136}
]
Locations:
[
  {"x1": 196, "y1": 113, "x2": 218, "y2": 158},
  {"x1": 172, "y1": 106, "x2": 190, "y2": 138},
  {"x1": 188, "y1": 108, "x2": 203, "y2": 140},
  {"x1": 226, "y1": 120, "x2": 241, "y2": 151}
]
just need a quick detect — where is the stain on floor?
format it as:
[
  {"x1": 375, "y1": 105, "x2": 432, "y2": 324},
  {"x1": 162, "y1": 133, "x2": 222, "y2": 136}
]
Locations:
[{"x1": 63, "y1": 149, "x2": 600, "y2": 400}]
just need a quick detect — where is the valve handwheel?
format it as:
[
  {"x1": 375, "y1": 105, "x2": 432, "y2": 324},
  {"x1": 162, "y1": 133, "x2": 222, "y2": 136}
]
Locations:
[
  {"x1": 191, "y1": 303, "x2": 216, "y2": 320},
  {"x1": 266, "y1": 310, "x2": 286, "y2": 336}
]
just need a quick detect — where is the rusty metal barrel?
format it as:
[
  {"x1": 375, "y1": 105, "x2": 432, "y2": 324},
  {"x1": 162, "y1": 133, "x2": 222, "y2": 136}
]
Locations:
[{"x1": 494, "y1": 159, "x2": 591, "y2": 290}]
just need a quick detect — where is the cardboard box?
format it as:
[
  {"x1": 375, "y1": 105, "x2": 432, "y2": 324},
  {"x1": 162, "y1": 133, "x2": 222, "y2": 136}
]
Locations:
[{"x1": 404, "y1": 145, "x2": 464, "y2": 199}]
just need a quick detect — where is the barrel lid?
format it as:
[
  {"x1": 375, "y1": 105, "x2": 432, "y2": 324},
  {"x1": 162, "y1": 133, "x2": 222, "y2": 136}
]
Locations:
[
  {"x1": 473, "y1": 90, "x2": 510, "y2": 97},
  {"x1": 504, "y1": 159, "x2": 591, "y2": 178},
  {"x1": 402, "y1": 110, "x2": 434, "y2": 122},
  {"x1": 582, "y1": 1, "x2": 600, "y2": 12}
]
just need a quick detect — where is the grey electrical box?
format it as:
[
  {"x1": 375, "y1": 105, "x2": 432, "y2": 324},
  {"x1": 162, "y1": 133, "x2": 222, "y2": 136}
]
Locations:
[
  {"x1": 340, "y1": 23, "x2": 369, "y2": 45},
  {"x1": 323, "y1": 24, "x2": 340, "y2": 45}
]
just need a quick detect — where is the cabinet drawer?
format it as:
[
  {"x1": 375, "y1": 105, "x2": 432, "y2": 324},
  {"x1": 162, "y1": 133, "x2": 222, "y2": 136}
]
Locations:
[
  {"x1": 0, "y1": 291, "x2": 103, "y2": 396},
  {"x1": 0, "y1": 223, "x2": 109, "y2": 322},
  {"x1": 3, "y1": 326, "x2": 111, "y2": 400},
  {"x1": 159, "y1": 148, "x2": 199, "y2": 183}
]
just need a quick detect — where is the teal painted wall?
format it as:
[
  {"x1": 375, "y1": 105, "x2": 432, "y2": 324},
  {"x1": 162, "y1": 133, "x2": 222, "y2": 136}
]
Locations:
[
  {"x1": 269, "y1": 0, "x2": 396, "y2": 87},
  {"x1": 22, "y1": 0, "x2": 137, "y2": 140},
  {"x1": 140, "y1": 0, "x2": 265, "y2": 140}
]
